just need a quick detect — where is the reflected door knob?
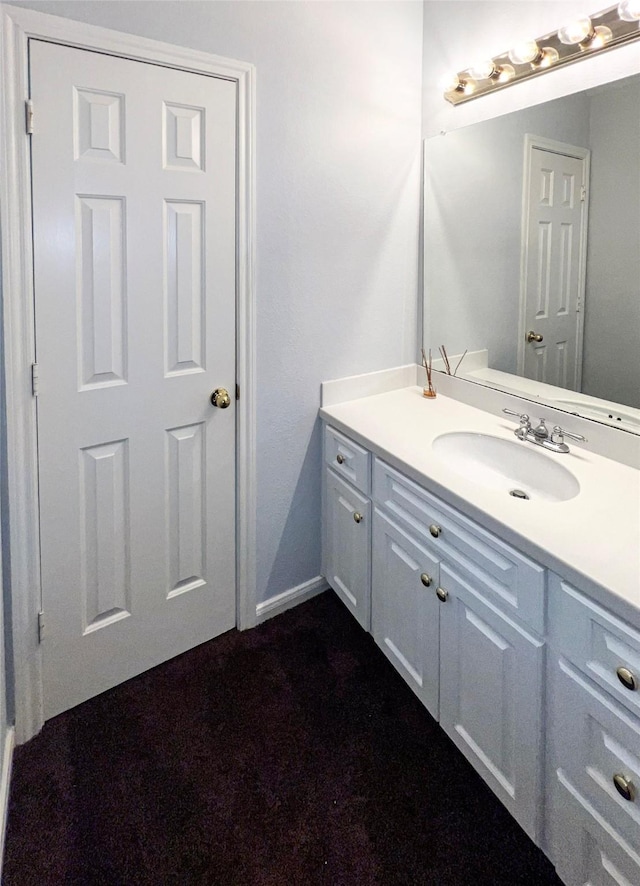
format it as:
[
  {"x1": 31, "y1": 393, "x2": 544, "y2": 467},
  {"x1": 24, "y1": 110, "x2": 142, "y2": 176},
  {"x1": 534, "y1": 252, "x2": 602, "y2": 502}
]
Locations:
[
  {"x1": 527, "y1": 331, "x2": 544, "y2": 343},
  {"x1": 211, "y1": 388, "x2": 231, "y2": 408}
]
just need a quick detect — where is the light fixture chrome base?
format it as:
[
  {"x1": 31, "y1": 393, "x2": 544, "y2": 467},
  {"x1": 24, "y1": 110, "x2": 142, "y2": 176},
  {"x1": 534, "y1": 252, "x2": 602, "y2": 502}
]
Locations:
[{"x1": 444, "y1": 4, "x2": 640, "y2": 105}]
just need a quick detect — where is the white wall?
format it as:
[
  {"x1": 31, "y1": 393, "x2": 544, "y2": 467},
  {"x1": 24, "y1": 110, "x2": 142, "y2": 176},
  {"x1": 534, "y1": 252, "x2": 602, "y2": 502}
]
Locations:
[
  {"x1": 11, "y1": 0, "x2": 424, "y2": 606},
  {"x1": 583, "y1": 76, "x2": 640, "y2": 408}
]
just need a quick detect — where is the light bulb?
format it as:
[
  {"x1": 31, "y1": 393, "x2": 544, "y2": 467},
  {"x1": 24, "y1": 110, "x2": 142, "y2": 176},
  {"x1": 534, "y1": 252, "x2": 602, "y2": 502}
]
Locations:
[
  {"x1": 537, "y1": 47, "x2": 559, "y2": 68},
  {"x1": 618, "y1": 0, "x2": 640, "y2": 21},
  {"x1": 440, "y1": 73, "x2": 461, "y2": 93},
  {"x1": 508, "y1": 41, "x2": 541, "y2": 65},
  {"x1": 468, "y1": 60, "x2": 497, "y2": 80},
  {"x1": 558, "y1": 15, "x2": 594, "y2": 45},
  {"x1": 462, "y1": 78, "x2": 477, "y2": 96},
  {"x1": 497, "y1": 64, "x2": 515, "y2": 84},
  {"x1": 589, "y1": 25, "x2": 613, "y2": 48}
]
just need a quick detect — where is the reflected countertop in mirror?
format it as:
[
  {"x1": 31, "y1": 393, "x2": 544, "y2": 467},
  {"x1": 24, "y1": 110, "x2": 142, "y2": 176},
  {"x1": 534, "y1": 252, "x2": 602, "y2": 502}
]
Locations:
[{"x1": 423, "y1": 72, "x2": 640, "y2": 434}]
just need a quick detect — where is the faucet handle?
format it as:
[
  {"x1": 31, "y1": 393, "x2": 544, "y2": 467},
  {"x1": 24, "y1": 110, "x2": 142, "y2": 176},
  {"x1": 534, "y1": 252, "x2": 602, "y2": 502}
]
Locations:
[
  {"x1": 503, "y1": 408, "x2": 530, "y2": 424},
  {"x1": 551, "y1": 425, "x2": 587, "y2": 445},
  {"x1": 503, "y1": 408, "x2": 531, "y2": 441}
]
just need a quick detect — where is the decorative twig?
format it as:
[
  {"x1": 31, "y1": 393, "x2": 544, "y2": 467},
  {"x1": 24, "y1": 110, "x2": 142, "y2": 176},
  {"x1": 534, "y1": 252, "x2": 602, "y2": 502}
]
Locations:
[
  {"x1": 439, "y1": 345, "x2": 452, "y2": 376},
  {"x1": 453, "y1": 349, "x2": 468, "y2": 377}
]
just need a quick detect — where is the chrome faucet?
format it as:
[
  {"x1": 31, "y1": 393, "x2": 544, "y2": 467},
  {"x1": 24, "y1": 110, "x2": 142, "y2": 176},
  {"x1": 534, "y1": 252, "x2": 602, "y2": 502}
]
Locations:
[{"x1": 503, "y1": 409, "x2": 587, "y2": 454}]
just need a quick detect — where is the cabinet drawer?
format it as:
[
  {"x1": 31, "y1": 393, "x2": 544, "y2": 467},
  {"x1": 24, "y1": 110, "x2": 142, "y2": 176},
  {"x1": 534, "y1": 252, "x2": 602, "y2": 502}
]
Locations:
[
  {"x1": 551, "y1": 771, "x2": 640, "y2": 886},
  {"x1": 549, "y1": 576, "x2": 640, "y2": 720},
  {"x1": 552, "y1": 655, "x2": 640, "y2": 855},
  {"x1": 324, "y1": 425, "x2": 370, "y2": 495},
  {"x1": 373, "y1": 459, "x2": 545, "y2": 633}
]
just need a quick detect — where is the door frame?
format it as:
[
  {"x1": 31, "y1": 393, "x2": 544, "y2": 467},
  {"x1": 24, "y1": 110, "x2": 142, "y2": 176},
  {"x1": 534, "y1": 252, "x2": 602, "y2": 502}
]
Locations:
[
  {"x1": 0, "y1": 4, "x2": 257, "y2": 743},
  {"x1": 517, "y1": 134, "x2": 590, "y2": 386}
]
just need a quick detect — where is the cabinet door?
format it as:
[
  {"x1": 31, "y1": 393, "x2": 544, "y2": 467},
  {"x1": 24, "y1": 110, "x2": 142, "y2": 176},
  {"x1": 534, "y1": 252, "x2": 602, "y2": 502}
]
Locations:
[
  {"x1": 551, "y1": 772, "x2": 640, "y2": 886},
  {"x1": 439, "y1": 563, "x2": 544, "y2": 841},
  {"x1": 324, "y1": 468, "x2": 371, "y2": 630},
  {"x1": 372, "y1": 509, "x2": 440, "y2": 718}
]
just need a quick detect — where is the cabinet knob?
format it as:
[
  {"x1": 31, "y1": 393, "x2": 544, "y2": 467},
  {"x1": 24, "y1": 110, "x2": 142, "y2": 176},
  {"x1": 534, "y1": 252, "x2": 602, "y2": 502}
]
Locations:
[
  {"x1": 336, "y1": 453, "x2": 346, "y2": 465},
  {"x1": 353, "y1": 512, "x2": 363, "y2": 524},
  {"x1": 429, "y1": 524, "x2": 441, "y2": 539},
  {"x1": 436, "y1": 587, "x2": 448, "y2": 602},
  {"x1": 613, "y1": 774, "x2": 635, "y2": 802},
  {"x1": 420, "y1": 573, "x2": 432, "y2": 587},
  {"x1": 616, "y1": 666, "x2": 637, "y2": 691}
]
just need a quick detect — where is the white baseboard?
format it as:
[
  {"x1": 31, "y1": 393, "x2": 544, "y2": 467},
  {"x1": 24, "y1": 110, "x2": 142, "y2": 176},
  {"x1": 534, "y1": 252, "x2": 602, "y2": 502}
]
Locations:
[
  {"x1": 0, "y1": 726, "x2": 15, "y2": 877},
  {"x1": 256, "y1": 576, "x2": 328, "y2": 624}
]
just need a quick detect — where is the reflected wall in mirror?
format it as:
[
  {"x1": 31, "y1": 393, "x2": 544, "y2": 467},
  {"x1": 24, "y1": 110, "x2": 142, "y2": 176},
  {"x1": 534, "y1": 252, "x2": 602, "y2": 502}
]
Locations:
[{"x1": 423, "y1": 72, "x2": 640, "y2": 433}]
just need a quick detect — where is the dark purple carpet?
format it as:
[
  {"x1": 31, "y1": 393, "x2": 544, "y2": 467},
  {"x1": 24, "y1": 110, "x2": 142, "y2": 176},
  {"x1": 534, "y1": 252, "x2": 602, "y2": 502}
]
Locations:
[{"x1": 4, "y1": 591, "x2": 562, "y2": 885}]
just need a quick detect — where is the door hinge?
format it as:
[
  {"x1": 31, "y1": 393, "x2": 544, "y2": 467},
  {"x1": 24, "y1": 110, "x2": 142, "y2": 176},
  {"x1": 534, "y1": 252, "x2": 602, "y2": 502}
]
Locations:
[
  {"x1": 31, "y1": 362, "x2": 40, "y2": 397},
  {"x1": 37, "y1": 610, "x2": 45, "y2": 643},
  {"x1": 25, "y1": 99, "x2": 34, "y2": 135},
  {"x1": 580, "y1": 185, "x2": 587, "y2": 202},
  {"x1": 236, "y1": 384, "x2": 240, "y2": 401}
]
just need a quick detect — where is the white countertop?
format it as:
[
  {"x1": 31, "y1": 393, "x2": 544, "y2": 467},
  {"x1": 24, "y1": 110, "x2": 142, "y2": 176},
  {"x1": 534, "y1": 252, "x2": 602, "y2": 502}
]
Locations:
[{"x1": 320, "y1": 386, "x2": 640, "y2": 624}]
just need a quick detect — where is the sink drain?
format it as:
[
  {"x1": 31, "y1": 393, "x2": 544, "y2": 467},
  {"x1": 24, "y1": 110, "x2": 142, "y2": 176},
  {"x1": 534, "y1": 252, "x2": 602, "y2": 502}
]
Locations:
[{"x1": 509, "y1": 489, "x2": 530, "y2": 500}]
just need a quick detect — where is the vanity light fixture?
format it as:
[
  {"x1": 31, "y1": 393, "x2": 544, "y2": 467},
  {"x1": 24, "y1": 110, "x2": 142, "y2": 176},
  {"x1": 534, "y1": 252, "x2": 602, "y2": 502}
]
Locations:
[{"x1": 443, "y1": 2, "x2": 640, "y2": 104}]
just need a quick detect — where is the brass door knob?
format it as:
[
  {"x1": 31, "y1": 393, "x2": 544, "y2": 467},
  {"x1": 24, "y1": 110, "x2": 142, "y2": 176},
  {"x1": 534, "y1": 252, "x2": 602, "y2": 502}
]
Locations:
[
  {"x1": 420, "y1": 573, "x2": 432, "y2": 587},
  {"x1": 527, "y1": 331, "x2": 544, "y2": 343},
  {"x1": 353, "y1": 512, "x2": 363, "y2": 524},
  {"x1": 336, "y1": 454, "x2": 346, "y2": 465},
  {"x1": 211, "y1": 388, "x2": 231, "y2": 409},
  {"x1": 616, "y1": 666, "x2": 637, "y2": 691},
  {"x1": 613, "y1": 774, "x2": 635, "y2": 802},
  {"x1": 436, "y1": 587, "x2": 448, "y2": 602},
  {"x1": 429, "y1": 524, "x2": 441, "y2": 538}
]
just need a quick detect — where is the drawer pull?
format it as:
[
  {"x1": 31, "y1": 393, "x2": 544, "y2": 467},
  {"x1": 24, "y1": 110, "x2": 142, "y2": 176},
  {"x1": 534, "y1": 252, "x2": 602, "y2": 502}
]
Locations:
[
  {"x1": 613, "y1": 774, "x2": 635, "y2": 802},
  {"x1": 353, "y1": 512, "x2": 363, "y2": 524},
  {"x1": 436, "y1": 587, "x2": 448, "y2": 603},
  {"x1": 616, "y1": 666, "x2": 637, "y2": 691},
  {"x1": 336, "y1": 453, "x2": 346, "y2": 465},
  {"x1": 429, "y1": 523, "x2": 441, "y2": 538},
  {"x1": 420, "y1": 573, "x2": 432, "y2": 587}
]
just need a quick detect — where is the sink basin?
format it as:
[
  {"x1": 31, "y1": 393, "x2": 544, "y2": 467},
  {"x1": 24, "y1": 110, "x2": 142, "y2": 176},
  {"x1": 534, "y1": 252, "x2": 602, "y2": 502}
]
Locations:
[{"x1": 432, "y1": 432, "x2": 580, "y2": 502}]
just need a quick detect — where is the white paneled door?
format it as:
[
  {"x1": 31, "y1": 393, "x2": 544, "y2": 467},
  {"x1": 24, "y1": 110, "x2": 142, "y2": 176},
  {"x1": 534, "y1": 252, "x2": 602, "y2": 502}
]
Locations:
[
  {"x1": 30, "y1": 41, "x2": 237, "y2": 718},
  {"x1": 521, "y1": 141, "x2": 589, "y2": 391}
]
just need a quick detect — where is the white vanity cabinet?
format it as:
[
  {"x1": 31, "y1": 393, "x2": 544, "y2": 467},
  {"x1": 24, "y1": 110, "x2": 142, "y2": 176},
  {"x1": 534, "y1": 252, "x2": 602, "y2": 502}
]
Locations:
[
  {"x1": 319, "y1": 386, "x2": 640, "y2": 886},
  {"x1": 322, "y1": 423, "x2": 546, "y2": 842},
  {"x1": 547, "y1": 576, "x2": 640, "y2": 886},
  {"x1": 371, "y1": 457, "x2": 545, "y2": 841}
]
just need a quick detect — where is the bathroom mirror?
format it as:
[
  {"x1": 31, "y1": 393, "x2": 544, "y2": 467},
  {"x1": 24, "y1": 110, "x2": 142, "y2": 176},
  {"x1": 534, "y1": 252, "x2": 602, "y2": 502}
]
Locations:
[{"x1": 423, "y1": 72, "x2": 640, "y2": 433}]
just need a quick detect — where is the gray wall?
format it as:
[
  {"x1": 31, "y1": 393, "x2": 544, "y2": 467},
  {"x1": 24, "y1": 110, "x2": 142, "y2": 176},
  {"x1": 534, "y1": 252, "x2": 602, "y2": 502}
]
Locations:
[
  {"x1": 11, "y1": 0, "x2": 424, "y2": 606},
  {"x1": 583, "y1": 77, "x2": 640, "y2": 408}
]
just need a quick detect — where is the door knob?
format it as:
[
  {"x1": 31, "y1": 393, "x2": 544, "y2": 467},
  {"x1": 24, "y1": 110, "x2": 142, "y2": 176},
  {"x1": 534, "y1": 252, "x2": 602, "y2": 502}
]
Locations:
[
  {"x1": 527, "y1": 331, "x2": 544, "y2": 343},
  {"x1": 211, "y1": 388, "x2": 231, "y2": 409}
]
